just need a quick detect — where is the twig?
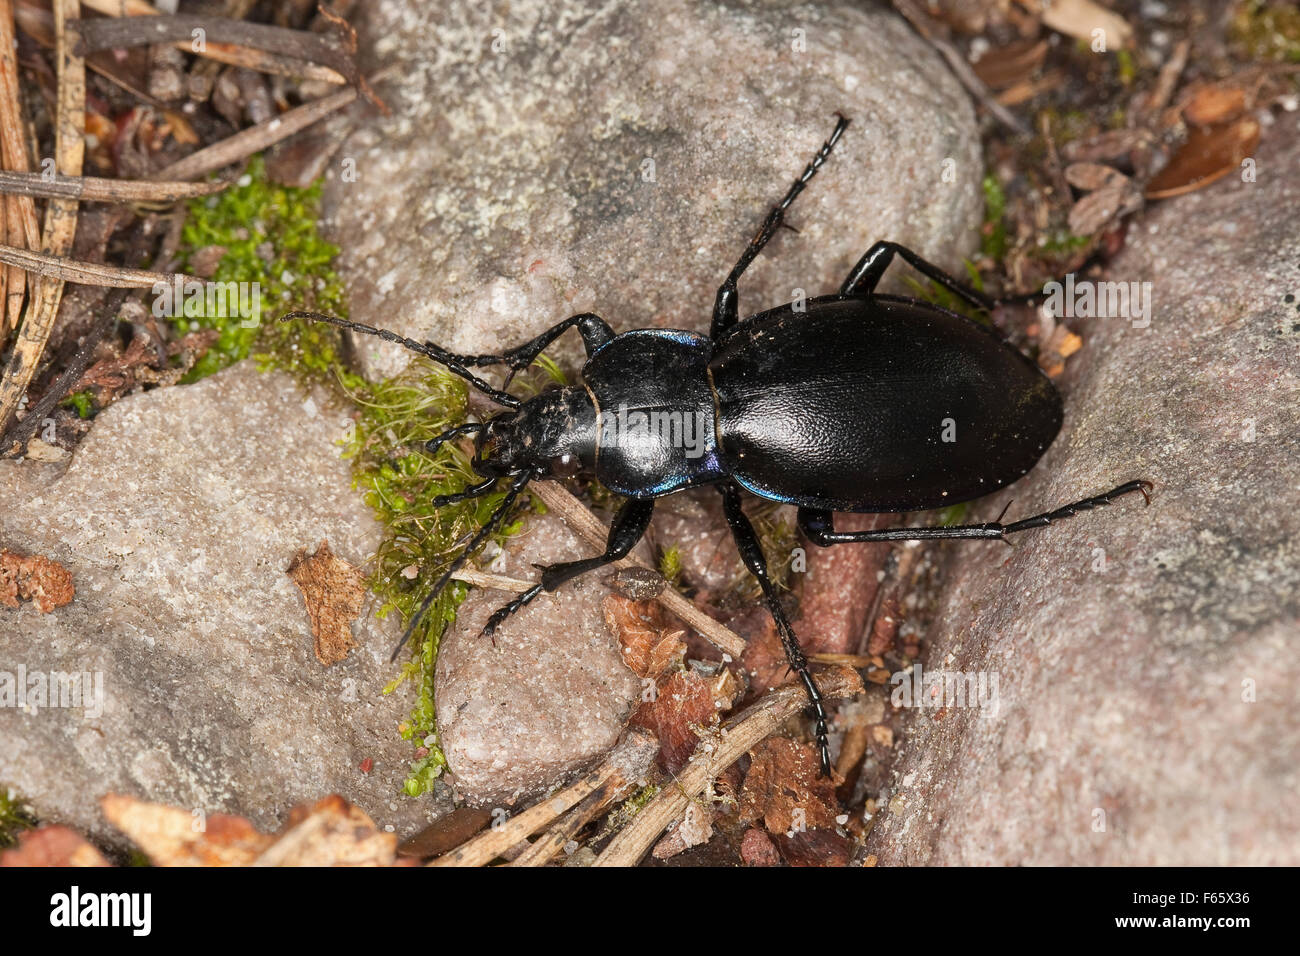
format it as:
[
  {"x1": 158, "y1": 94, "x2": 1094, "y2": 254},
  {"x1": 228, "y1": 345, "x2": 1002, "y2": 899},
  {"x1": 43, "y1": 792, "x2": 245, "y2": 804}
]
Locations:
[
  {"x1": 0, "y1": 0, "x2": 83, "y2": 435},
  {"x1": 0, "y1": 244, "x2": 199, "y2": 288},
  {"x1": 0, "y1": 287, "x2": 129, "y2": 458},
  {"x1": 891, "y1": 0, "x2": 1029, "y2": 136},
  {"x1": 529, "y1": 480, "x2": 747, "y2": 659},
  {"x1": 151, "y1": 88, "x2": 358, "y2": 182},
  {"x1": 0, "y1": 0, "x2": 39, "y2": 332},
  {"x1": 450, "y1": 567, "x2": 539, "y2": 592},
  {"x1": 427, "y1": 729, "x2": 659, "y2": 867},
  {"x1": 77, "y1": 0, "x2": 350, "y2": 84},
  {"x1": 71, "y1": 14, "x2": 357, "y2": 86},
  {"x1": 592, "y1": 665, "x2": 864, "y2": 867},
  {"x1": 0, "y1": 170, "x2": 229, "y2": 203}
]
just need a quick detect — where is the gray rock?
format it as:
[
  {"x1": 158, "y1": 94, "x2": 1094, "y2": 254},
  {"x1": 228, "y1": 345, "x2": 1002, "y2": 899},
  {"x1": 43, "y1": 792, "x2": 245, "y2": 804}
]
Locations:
[
  {"x1": 327, "y1": 0, "x2": 983, "y2": 380},
  {"x1": 868, "y1": 122, "x2": 1300, "y2": 865},
  {"x1": 435, "y1": 512, "x2": 644, "y2": 806},
  {"x1": 0, "y1": 362, "x2": 447, "y2": 848}
]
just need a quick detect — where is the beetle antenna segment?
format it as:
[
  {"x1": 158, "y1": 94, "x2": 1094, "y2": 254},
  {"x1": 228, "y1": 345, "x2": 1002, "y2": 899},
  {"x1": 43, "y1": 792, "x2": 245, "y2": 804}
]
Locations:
[
  {"x1": 388, "y1": 471, "x2": 531, "y2": 663},
  {"x1": 279, "y1": 311, "x2": 521, "y2": 409}
]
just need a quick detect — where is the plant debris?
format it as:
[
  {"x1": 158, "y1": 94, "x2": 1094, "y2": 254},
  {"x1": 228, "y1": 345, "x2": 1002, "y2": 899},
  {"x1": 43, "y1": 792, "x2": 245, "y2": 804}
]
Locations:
[
  {"x1": 602, "y1": 594, "x2": 686, "y2": 680},
  {"x1": 0, "y1": 548, "x2": 74, "y2": 613},
  {"x1": 286, "y1": 539, "x2": 365, "y2": 666}
]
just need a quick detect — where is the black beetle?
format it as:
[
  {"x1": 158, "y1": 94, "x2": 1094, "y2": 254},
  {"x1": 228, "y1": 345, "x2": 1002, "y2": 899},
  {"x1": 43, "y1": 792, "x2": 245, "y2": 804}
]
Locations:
[{"x1": 285, "y1": 116, "x2": 1150, "y2": 775}]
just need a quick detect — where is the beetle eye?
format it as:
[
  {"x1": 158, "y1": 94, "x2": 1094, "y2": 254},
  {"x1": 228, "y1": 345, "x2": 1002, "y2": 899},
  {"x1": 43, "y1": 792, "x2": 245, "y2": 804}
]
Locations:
[{"x1": 550, "y1": 453, "x2": 581, "y2": 478}]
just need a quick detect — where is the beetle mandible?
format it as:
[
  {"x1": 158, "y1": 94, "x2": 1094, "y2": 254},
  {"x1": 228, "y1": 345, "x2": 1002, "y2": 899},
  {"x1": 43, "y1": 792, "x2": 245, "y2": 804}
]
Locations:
[{"x1": 285, "y1": 116, "x2": 1151, "y2": 776}]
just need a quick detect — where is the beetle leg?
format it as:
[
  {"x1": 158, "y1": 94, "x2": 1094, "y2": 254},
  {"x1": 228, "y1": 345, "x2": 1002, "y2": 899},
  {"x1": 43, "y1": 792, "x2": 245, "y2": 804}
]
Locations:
[
  {"x1": 719, "y1": 481, "x2": 833, "y2": 777},
  {"x1": 840, "y1": 240, "x2": 997, "y2": 310},
  {"x1": 710, "y1": 116, "x2": 851, "y2": 341},
  {"x1": 798, "y1": 480, "x2": 1153, "y2": 545},
  {"x1": 479, "y1": 497, "x2": 655, "y2": 638}
]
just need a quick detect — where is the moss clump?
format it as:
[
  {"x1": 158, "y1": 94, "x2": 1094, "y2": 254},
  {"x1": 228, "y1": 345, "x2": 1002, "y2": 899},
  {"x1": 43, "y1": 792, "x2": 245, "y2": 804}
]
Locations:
[
  {"x1": 658, "y1": 545, "x2": 683, "y2": 589},
  {"x1": 174, "y1": 156, "x2": 351, "y2": 383},
  {"x1": 980, "y1": 174, "x2": 1008, "y2": 263},
  {"x1": 1233, "y1": 0, "x2": 1300, "y2": 63},
  {"x1": 61, "y1": 390, "x2": 94, "y2": 419},
  {"x1": 342, "y1": 358, "x2": 542, "y2": 795},
  {"x1": 0, "y1": 787, "x2": 36, "y2": 849}
]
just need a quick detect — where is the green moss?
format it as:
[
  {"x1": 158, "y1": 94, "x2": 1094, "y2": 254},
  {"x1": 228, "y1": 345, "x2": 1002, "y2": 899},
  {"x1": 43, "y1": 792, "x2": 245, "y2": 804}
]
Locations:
[
  {"x1": 0, "y1": 786, "x2": 36, "y2": 849},
  {"x1": 61, "y1": 390, "x2": 94, "y2": 419},
  {"x1": 1115, "y1": 48, "x2": 1136, "y2": 87},
  {"x1": 1233, "y1": 0, "x2": 1300, "y2": 63},
  {"x1": 658, "y1": 545, "x2": 683, "y2": 588},
  {"x1": 340, "y1": 358, "x2": 552, "y2": 795},
  {"x1": 936, "y1": 502, "x2": 970, "y2": 527},
  {"x1": 980, "y1": 174, "x2": 1008, "y2": 263},
  {"x1": 173, "y1": 156, "x2": 351, "y2": 383}
]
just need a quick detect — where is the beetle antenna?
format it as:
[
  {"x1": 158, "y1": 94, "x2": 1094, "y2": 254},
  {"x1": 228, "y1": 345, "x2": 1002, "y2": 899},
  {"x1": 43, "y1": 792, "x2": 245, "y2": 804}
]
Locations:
[
  {"x1": 388, "y1": 470, "x2": 531, "y2": 663},
  {"x1": 280, "y1": 311, "x2": 521, "y2": 409}
]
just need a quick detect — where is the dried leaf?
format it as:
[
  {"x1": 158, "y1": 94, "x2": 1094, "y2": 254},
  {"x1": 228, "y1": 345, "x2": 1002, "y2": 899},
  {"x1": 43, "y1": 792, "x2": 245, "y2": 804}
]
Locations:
[
  {"x1": 0, "y1": 548, "x2": 74, "y2": 612},
  {"x1": 629, "y1": 670, "x2": 723, "y2": 774},
  {"x1": 101, "y1": 794, "x2": 274, "y2": 866},
  {"x1": 738, "y1": 737, "x2": 840, "y2": 835},
  {"x1": 1027, "y1": 0, "x2": 1133, "y2": 49},
  {"x1": 286, "y1": 540, "x2": 365, "y2": 665},
  {"x1": 1063, "y1": 128, "x2": 1154, "y2": 164},
  {"x1": 971, "y1": 38, "x2": 1048, "y2": 91},
  {"x1": 0, "y1": 825, "x2": 109, "y2": 867},
  {"x1": 1145, "y1": 118, "x2": 1261, "y2": 200},
  {"x1": 397, "y1": 807, "x2": 493, "y2": 859},
  {"x1": 603, "y1": 594, "x2": 685, "y2": 679},
  {"x1": 1064, "y1": 161, "x2": 1129, "y2": 192},
  {"x1": 255, "y1": 795, "x2": 396, "y2": 866},
  {"x1": 1068, "y1": 177, "x2": 1143, "y2": 235},
  {"x1": 1183, "y1": 85, "x2": 1246, "y2": 126}
]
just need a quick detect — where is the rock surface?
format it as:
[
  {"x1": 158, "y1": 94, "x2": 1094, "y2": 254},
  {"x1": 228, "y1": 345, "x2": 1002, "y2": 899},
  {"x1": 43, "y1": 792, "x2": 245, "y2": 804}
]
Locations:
[
  {"x1": 327, "y1": 0, "x2": 983, "y2": 379},
  {"x1": 0, "y1": 362, "x2": 446, "y2": 848},
  {"x1": 434, "y1": 512, "x2": 645, "y2": 806},
  {"x1": 868, "y1": 122, "x2": 1300, "y2": 865}
]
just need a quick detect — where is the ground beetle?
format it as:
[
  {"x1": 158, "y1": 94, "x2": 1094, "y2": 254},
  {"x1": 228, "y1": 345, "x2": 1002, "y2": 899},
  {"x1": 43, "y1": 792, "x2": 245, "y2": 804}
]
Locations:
[{"x1": 285, "y1": 116, "x2": 1151, "y2": 776}]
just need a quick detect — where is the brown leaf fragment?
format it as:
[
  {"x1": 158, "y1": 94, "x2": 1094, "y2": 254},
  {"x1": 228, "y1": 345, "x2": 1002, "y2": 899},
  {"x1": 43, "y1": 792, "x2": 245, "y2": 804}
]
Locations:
[
  {"x1": 101, "y1": 794, "x2": 274, "y2": 866},
  {"x1": 0, "y1": 825, "x2": 109, "y2": 867},
  {"x1": 970, "y1": 38, "x2": 1048, "y2": 91},
  {"x1": 629, "y1": 670, "x2": 723, "y2": 775},
  {"x1": 256, "y1": 795, "x2": 396, "y2": 867},
  {"x1": 740, "y1": 826, "x2": 782, "y2": 867},
  {"x1": 603, "y1": 594, "x2": 685, "y2": 679},
  {"x1": 397, "y1": 807, "x2": 493, "y2": 859},
  {"x1": 0, "y1": 548, "x2": 74, "y2": 612},
  {"x1": 1064, "y1": 161, "x2": 1128, "y2": 192},
  {"x1": 1068, "y1": 174, "x2": 1143, "y2": 235},
  {"x1": 1145, "y1": 118, "x2": 1261, "y2": 200},
  {"x1": 738, "y1": 737, "x2": 840, "y2": 835},
  {"x1": 286, "y1": 539, "x2": 365, "y2": 665},
  {"x1": 1183, "y1": 85, "x2": 1246, "y2": 127},
  {"x1": 772, "y1": 828, "x2": 853, "y2": 867}
]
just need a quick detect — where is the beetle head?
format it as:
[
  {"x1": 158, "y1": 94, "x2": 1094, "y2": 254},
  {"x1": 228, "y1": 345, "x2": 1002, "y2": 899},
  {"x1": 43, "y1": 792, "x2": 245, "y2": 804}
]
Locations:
[{"x1": 472, "y1": 386, "x2": 598, "y2": 480}]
